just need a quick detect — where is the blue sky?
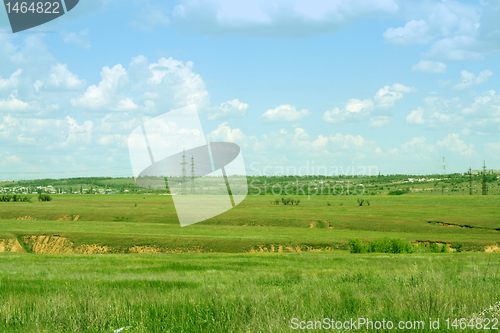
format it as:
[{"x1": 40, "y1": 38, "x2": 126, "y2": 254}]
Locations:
[{"x1": 0, "y1": 0, "x2": 499, "y2": 179}]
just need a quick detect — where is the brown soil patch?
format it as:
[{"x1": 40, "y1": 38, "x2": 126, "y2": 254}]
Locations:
[
  {"x1": 310, "y1": 220, "x2": 334, "y2": 229},
  {"x1": 129, "y1": 246, "x2": 162, "y2": 254},
  {"x1": 248, "y1": 244, "x2": 333, "y2": 253},
  {"x1": 14, "y1": 216, "x2": 37, "y2": 221},
  {"x1": 0, "y1": 238, "x2": 24, "y2": 253},
  {"x1": 23, "y1": 235, "x2": 108, "y2": 254},
  {"x1": 57, "y1": 215, "x2": 80, "y2": 221},
  {"x1": 485, "y1": 245, "x2": 500, "y2": 253}
]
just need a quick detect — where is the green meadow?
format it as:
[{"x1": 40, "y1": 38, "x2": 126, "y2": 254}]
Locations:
[
  {"x1": 0, "y1": 194, "x2": 499, "y2": 252},
  {"x1": 0, "y1": 193, "x2": 499, "y2": 332},
  {"x1": 0, "y1": 252, "x2": 499, "y2": 332}
]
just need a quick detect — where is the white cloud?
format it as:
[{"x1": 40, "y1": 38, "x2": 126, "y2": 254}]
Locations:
[
  {"x1": 398, "y1": 136, "x2": 437, "y2": 161},
  {"x1": 383, "y1": 20, "x2": 432, "y2": 45},
  {"x1": 461, "y1": 90, "x2": 500, "y2": 134},
  {"x1": 71, "y1": 64, "x2": 127, "y2": 110},
  {"x1": 454, "y1": 70, "x2": 493, "y2": 90},
  {"x1": 374, "y1": 83, "x2": 415, "y2": 108},
  {"x1": 207, "y1": 122, "x2": 260, "y2": 152},
  {"x1": 61, "y1": 29, "x2": 91, "y2": 49},
  {"x1": 322, "y1": 107, "x2": 343, "y2": 124},
  {"x1": 0, "y1": 91, "x2": 30, "y2": 111},
  {"x1": 5, "y1": 155, "x2": 22, "y2": 164},
  {"x1": 262, "y1": 104, "x2": 310, "y2": 122},
  {"x1": 485, "y1": 142, "x2": 500, "y2": 160},
  {"x1": 423, "y1": 35, "x2": 483, "y2": 61},
  {"x1": 412, "y1": 60, "x2": 447, "y2": 74},
  {"x1": 113, "y1": 98, "x2": 139, "y2": 111},
  {"x1": 324, "y1": 84, "x2": 414, "y2": 124},
  {"x1": 173, "y1": 0, "x2": 398, "y2": 38},
  {"x1": 129, "y1": 4, "x2": 171, "y2": 32},
  {"x1": 437, "y1": 133, "x2": 474, "y2": 156},
  {"x1": 0, "y1": 69, "x2": 22, "y2": 90},
  {"x1": 329, "y1": 133, "x2": 375, "y2": 150},
  {"x1": 369, "y1": 116, "x2": 391, "y2": 127},
  {"x1": 345, "y1": 98, "x2": 373, "y2": 113},
  {"x1": 407, "y1": 107, "x2": 425, "y2": 125},
  {"x1": 41, "y1": 63, "x2": 86, "y2": 91},
  {"x1": 208, "y1": 99, "x2": 249, "y2": 120},
  {"x1": 208, "y1": 122, "x2": 246, "y2": 142},
  {"x1": 384, "y1": 1, "x2": 486, "y2": 61}
]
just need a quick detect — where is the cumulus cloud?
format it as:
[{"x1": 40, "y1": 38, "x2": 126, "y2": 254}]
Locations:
[
  {"x1": 0, "y1": 69, "x2": 22, "y2": 90},
  {"x1": 71, "y1": 64, "x2": 127, "y2": 110},
  {"x1": 461, "y1": 90, "x2": 500, "y2": 134},
  {"x1": 399, "y1": 136, "x2": 437, "y2": 160},
  {"x1": 0, "y1": 91, "x2": 30, "y2": 111},
  {"x1": 384, "y1": 1, "x2": 486, "y2": 61},
  {"x1": 383, "y1": 20, "x2": 432, "y2": 45},
  {"x1": 374, "y1": 83, "x2": 415, "y2": 108},
  {"x1": 262, "y1": 104, "x2": 310, "y2": 122},
  {"x1": 40, "y1": 63, "x2": 86, "y2": 91},
  {"x1": 323, "y1": 83, "x2": 414, "y2": 124},
  {"x1": 412, "y1": 60, "x2": 447, "y2": 74},
  {"x1": 61, "y1": 29, "x2": 91, "y2": 49},
  {"x1": 5, "y1": 155, "x2": 22, "y2": 164},
  {"x1": 70, "y1": 56, "x2": 210, "y2": 113},
  {"x1": 369, "y1": 116, "x2": 391, "y2": 127},
  {"x1": 407, "y1": 107, "x2": 425, "y2": 125},
  {"x1": 453, "y1": 70, "x2": 493, "y2": 90},
  {"x1": 437, "y1": 134, "x2": 475, "y2": 156},
  {"x1": 173, "y1": 0, "x2": 398, "y2": 38},
  {"x1": 208, "y1": 99, "x2": 249, "y2": 120},
  {"x1": 207, "y1": 122, "x2": 260, "y2": 152},
  {"x1": 345, "y1": 99, "x2": 373, "y2": 113},
  {"x1": 406, "y1": 96, "x2": 464, "y2": 130}
]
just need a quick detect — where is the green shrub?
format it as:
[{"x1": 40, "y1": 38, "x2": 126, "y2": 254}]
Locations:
[
  {"x1": 349, "y1": 238, "x2": 414, "y2": 254},
  {"x1": 367, "y1": 238, "x2": 413, "y2": 254},
  {"x1": 0, "y1": 194, "x2": 12, "y2": 202},
  {"x1": 0, "y1": 194, "x2": 31, "y2": 202},
  {"x1": 388, "y1": 189, "x2": 405, "y2": 195},
  {"x1": 38, "y1": 194, "x2": 52, "y2": 202},
  {"x1": 348, "y1": 239, "x2": 365, "y2": 253}
]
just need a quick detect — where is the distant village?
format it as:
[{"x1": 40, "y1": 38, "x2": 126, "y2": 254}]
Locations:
[{"x1": 0, "y1": 185, "x2": 131, "y2": 195}]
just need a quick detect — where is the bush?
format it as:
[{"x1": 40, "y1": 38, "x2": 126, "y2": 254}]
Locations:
[
  {"x1": 0, "y1": 194, "x2": 12, "y2": 202},
  {"x1": 388, "y1": 189, "x2": 405, "y2": 195},
  {"x1": 38, "y1": 194, "x2": 52, "y2": 202},
  {"x1": 348, "y1": 239, "x2": 365, "y2": 253},
  {"x1": 270, "y1": 197, "x2": 300, "y2": 206},
  {"x1": 367, "y1": 238, "x2": 413, "y2": 254},
  {"x1": 0, "y1": 194, "x2": 31, "y2": 202},
  {"x1": 452, "y1": 242, "x2": 463, "y2": 253},
  {"x1": 19, "y1": 195, "x2": 31, "y2": 202},
  {"x1": 348, "y1": 238, "x2": 414, "y2": 254}
]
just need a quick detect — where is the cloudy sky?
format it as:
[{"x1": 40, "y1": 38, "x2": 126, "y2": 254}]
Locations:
[{"x1": 0, "y1": 0, "x2": 499, "y2": 179}]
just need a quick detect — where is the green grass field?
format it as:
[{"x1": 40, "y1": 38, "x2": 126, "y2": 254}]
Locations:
[
  {"x1": 0, "y1": 193, "x2": 499, "y2": 332},
  {"x1": 0, "y1": 252, "x2": 499, "y2": 332},
  {"x1": 0, "y1": 194, "x2": 499, "y2": 253}
]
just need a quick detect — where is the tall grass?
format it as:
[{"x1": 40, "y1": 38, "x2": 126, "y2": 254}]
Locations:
[{"x1": 0, "y1": 252, "x2": 498, "y2": 332}]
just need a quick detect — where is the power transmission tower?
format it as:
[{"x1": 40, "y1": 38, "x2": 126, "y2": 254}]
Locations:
[
  {"x1": 181, "y1": 149, "x2": 187, "y2": 195},
  {"x1": 190, "y1": 155, "x2": 195, "y2": 195},
  {"x1": 442, "y1": 157, "x2": 446, "y2": 179},
  {"x1": 468, "y1": 167, "x2": 472, "y2": 195},
  {"x1": 482, "y1": 160, "x2": 488, "y2": 195}
]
